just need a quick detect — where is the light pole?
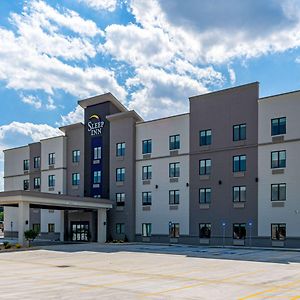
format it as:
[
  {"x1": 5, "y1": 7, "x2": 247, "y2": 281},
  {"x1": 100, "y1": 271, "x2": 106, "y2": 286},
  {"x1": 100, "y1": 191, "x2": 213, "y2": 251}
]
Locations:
[
  {"x1": 248, "y1": 221, "x2": 253, "y2": 247},
  {"x1": 222, "y1": 222, "x2": 226, "y2": 247},
  {"x1": 10, "y1": 221, "x2": 13, "y2": 240}
]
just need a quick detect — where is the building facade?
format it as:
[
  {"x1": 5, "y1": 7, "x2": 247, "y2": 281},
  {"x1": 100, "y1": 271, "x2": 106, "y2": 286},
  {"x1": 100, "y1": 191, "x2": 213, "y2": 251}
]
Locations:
[{"x1": 2, "y1": 83, "x2": 300, "y2": 247}]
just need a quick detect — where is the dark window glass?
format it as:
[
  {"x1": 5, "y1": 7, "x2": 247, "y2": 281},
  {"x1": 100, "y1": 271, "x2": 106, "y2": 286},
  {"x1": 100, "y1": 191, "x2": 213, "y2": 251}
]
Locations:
[
  {"x1": 116, "y1": 223, "x2": 125, "y2": 234},
  {"x1": 48, "y1": 175, "x2": 55, "y2": 187},
  {"x1": 199, "y1": 188, "x2": 211, "y2": 204},
  {"x1": 93, "y1": 171, "x2": 101, "y2": 184},
  {"x1": 169, "y1": 162, "x2": 180, "y2": 178},
  {"x1": 199, "y1": 159, "x2": 211, "y2": 175},
  {"x1": 199, "y1": 129, "x2": 212, "y2": 146},
  {"x1": 233, "y1": 186, "x2": 246, "y2": 202},
  {"x1": 271, "y1": 117, "x2": 286, "y2": 136},
  {"x1": 34, "y1": 157, "x2": 40, "y2": 169},
  {"x1": 23, "y1": 179, "x2": 29, "y2": 191},
  {"x1": 142, "y1": 223, "x2": 152, "y2": 237},
  {"x1": 271, "y1": 224, "x2": 286, "y2": 240},
  {"x1": 48, "y1": 153, "x2": 55, "y2": 165},
  {"x1": 23, "y1": 159, "x2": 29, "y2": 171},
  {"x1": 116, "y1": 142, "x2": 125, "y2": 157},
  {"x1": 72, "y1": 150, "x2": 80, "y2": 163},
  {"x1": 233, "y1": 155, "x2": 246, "y2": 172},
  {"x1": 116, "y1": 168, "x2": 125, "y2": 182},
  {"x1": 271, "y1": 183, "x2": 286, "y2": 201},
  {"x1": 72, "y1": 173, "x2": 80, "y2": 185},
  {"x1": 169, "y1": 223, "x2": 180, "y2": 238},
  {"x1": 169, "y1": 190, "x2": 180, "y2": 205},
  {"x1": 233, "y1": 223, "x2": 246, "y2": 239},
  {"x1": 142, "y1": 139, "x2": 152, "y2": 154},
  {"x1": 142, "y1": 165, "x2": 152, "y2": 180},
  {"x1": 233, "y1": 124, "x2": 246, "y2": 141},
  {"x1": 32, "y1": 223, "x2": 40, "y2": 233},
  {"x1": 48, "y1": 223, "x2": 55, "y2": 233},
  {"x1": 169, "y1": 135, "x2": 180, "y2": 150},
  {"x1": 199, "y1": 223, "x2": 211, "y2": 238},
  {"x1": 142, "y1": 192, "x2": 152, "y2": 206},
  {"x1": 116, "y1": 193, "x2": 125, "y2": 206},
  {"x1": 271, "y1": 150, "x2": 286, "y2": 168}
]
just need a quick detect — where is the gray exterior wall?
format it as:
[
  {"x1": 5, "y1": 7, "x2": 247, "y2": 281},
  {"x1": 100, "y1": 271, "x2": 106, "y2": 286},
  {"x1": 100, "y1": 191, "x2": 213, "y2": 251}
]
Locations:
[
  {"x1": 65, "y1": 124, "x2": 84, "y2": 197},
  {"x1": 108, "y1": 113, "x2": 138, "y2": 242},
  {"x1": 189, "y1": 82, "x2": 259, "y2": 245},
  {"x1": 29, "y1": 142, "x2": 41, "y2": 191}
]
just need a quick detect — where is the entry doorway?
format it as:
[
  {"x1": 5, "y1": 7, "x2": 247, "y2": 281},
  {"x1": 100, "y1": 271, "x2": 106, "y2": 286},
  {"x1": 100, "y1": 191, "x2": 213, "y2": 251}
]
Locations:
[{"x1": 71, "y1": 221, "x2": 90, "y2": 242}]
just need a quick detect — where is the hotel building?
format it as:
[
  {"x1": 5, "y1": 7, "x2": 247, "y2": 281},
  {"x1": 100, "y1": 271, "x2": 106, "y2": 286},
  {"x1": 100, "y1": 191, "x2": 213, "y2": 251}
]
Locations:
[{"x1": 1, "y1": 82, "x2": 300, "y2": 247}]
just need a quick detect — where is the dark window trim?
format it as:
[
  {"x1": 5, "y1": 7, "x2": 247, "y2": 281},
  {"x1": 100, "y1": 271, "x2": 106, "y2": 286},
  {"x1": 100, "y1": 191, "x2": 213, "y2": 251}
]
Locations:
[
  {"x1": 271, "y1": 183, "x2": 286, "y2": 201},
  {"x1": 271, "y1": 150, "x2": 286, "y2": 169},
  {"x1": 271, "y1": 223, "x2": 286, "y2": 241}
]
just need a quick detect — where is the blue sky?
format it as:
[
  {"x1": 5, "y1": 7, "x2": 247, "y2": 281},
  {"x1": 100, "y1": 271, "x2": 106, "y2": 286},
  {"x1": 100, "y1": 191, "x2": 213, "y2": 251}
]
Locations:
[{"x1": 1, "y1": 0, "x2": 300, "y2": 189}]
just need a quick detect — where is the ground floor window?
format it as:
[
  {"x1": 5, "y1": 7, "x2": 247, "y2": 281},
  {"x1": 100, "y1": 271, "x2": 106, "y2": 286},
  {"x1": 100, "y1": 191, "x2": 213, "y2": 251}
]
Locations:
[
  {"x1": 169, "y1": 223, "x2": 180, "y2": 238},
  {"x1": 271, "y1": 223, "x2": 286, "y2": 241},
  {"x1": 71, "y1": 222, "x2": 89, "y2": 242},
  {"x1": 32, "y1": 223, "x2": 40, "y2": 233},
  {"x1": 48, "y1": 223, "x2": 55, "y2": 233},
  {"x1": 199, "y1": 223, "x2": 211, "y2": 238},
  {"x1": 142, "y1": 223, "x2": 151, "y2": 237},
  {"x1": 233, "y1": 223, "x2": 246, "y2": 240},
  {"x1": 116, "y1": 223, "x2": 125, "y2": 235}
]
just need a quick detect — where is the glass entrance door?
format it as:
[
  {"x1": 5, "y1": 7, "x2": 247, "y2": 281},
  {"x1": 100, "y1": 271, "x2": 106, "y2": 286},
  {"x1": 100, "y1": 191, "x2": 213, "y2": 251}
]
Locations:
[{"x1": 71, "y1": 221, "x2": 89, "y2": 241}]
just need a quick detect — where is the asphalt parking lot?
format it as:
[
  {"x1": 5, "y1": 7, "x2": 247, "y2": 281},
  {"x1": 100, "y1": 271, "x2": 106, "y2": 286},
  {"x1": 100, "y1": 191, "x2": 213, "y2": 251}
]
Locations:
[{"x1": 0, "y1": 243, "x2": 300, "y2": 299}]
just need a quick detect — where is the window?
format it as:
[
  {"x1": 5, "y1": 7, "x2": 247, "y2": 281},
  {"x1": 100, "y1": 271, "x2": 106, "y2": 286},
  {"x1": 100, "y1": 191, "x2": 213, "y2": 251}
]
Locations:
[
  {"x1": 116, "y1": 223, "x2": 125, "y2": 235},
  {"x1": 199, "y1": 188, "x2": 211, "y2": 204},
  {"x1": 72, "y1": 150, "x2": 80, "y2": 163},
  {"x1": 169, "y1": 134, "x2": 180, "y2": 150},
  {"x1": 233, "y1": 124, "x2": 246, "y2": 141},
  {"x1": 116, "y1": 193, "x2": 125, "y2": 206},
  {"x1": 199, "y1": 223, "x2": 211, "y2": 239},
  {"x1": 169, "y1": 162, "x2": 180, "y2": 178},
  {"x1": 142, "y1": 192, "x2": 152, "y2": 206},
  {"x1": 142, "y1": 139, "x2": 152, "y2": 154},
  {"x1": 116, "y1": 142, "x2": 125, "y2": 157},
  {"x1": 169, "y1": 223, "x2": 180, "y2": 238},
  {"x1": 199, "y1": 159, "x2": 211, "y2": 175},
  {"x1": 34, "y1": 156, "x2": 40, "y2": 169},
  {"x1": 233, "y1": 155, "x2": 246, "y2": 172},
  {"x1": 48, "y1": 175, "x2": 55, "y2": 187},
  {"x1": 271, "y1": 150, "x2": 286, "y2": 169},
  {"x1": 48, "y1": 223, "x2": 55, "y2": 233},
  {"x1": 23, "y1": 179, "x2": 29, "y2": 191},
  {"x1": 23, "y1": 159, "x2": 29, "y2": 171},
  {"x1": 271, "y1": 184, "x2": 286, "y2": 201},
  {"x1": 142, "y1": 165, "x2": 152, "y2": 180},
  {"x1": 199, "y1": 129, "x2": 212, "y2": 146},
  {"x1": 116, "y1": 168, "x2": 125, "y2": 182},
  {"x1": 72, "y1": 173, "x2": 80, "y2": 186},
  {"x1": 94, "y1": 147, "x2": 101, "y2": 160},
  {"x1": 48, "y1": 153, "x2": 55, "y2": 165},
  {"x1": 32, "y1": 223, "x2": 40, "y2": 233},
  {"x1": 142, "y1": 223, "x2": 152, "y2": 237},
  {"x1": 271, "y1": 223, "x2": 286, "y2": 240},
  {"x1": 233, "y1": 186, "x2": 246, "y2": 202},
  {"x1": 93, "y1": 171, "x2": 101, "y2": 184},
  {"x1": 233, "y1": 223, "x2": 246, "y2": 240},
  {"x1": 271, "y1": 117, "x2": 286, "y2": 136},
  {"x1": 34, "y1": 177, "x2": 41, "y2": 189},
  {"x1": 169, "y1": 190, "x2": 180, "y2": 205}
]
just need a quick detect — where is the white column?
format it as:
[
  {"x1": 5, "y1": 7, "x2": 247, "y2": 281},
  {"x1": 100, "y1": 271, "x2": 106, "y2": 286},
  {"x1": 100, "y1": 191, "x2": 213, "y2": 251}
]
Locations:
[
  {"x1": 97, "y1": 209, "x2": 107, "y2": 243},
  {"x1": 18, "y1": 202, "x2": 30, "y2": 245},
  {"x1": 60, "y1": 210, "x2": 64, "y2": 242}
]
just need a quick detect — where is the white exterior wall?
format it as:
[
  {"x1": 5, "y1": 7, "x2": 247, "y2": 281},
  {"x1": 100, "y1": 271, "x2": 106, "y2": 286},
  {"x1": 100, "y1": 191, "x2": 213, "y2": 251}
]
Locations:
[
  {"x1": 41, "y1": 210, "x2": 61, "y2": 233},
  {"x1": 4, "y1": 207, "x2": 18, "y2": 233},
  {"x1": 135, "y1": 114, "x2": 190, "y2": 236},
  {"x1": 258, "y1": 92, "x2": 300, "y2": 237},
  {"x1": 4, "y1": 146, "x2": 29, "y2": 191}
]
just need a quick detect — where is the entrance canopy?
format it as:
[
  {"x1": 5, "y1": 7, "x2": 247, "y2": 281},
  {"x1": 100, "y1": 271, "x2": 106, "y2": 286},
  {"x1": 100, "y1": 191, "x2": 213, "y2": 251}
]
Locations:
[{"x1": 0, "y1": 191, "x2": 113, "y2": 244}]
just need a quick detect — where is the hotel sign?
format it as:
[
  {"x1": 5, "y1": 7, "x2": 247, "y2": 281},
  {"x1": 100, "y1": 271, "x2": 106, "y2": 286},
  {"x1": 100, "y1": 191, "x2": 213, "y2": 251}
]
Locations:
[{"x1": 87, "y1": 114, "x2": 104, "y2": 136}]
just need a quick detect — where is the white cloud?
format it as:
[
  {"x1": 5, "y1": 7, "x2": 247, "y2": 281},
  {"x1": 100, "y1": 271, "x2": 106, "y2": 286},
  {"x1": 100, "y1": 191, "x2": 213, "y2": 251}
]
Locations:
[
  {"x1": 78, "y1": 0, "x2": 117, "y2": 12},
  {"x1": 46, "y1": 97, "x2": 56, "y2": 110},
  {"x1": 21, "y1": 95, "x2": 42, "y2": 109},
  {"x1": 58, "y1": 106, "x2": 84, "y2": 126},
  {"x1": 228, "y1": 65, "x2": 236, "y2": 85}
]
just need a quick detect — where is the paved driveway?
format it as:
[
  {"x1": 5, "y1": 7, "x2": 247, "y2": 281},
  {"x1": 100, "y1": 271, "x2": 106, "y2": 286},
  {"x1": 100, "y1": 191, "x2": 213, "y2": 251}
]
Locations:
[{"x1": 0, "y1": 243, "x2": 300, "y2": 299}]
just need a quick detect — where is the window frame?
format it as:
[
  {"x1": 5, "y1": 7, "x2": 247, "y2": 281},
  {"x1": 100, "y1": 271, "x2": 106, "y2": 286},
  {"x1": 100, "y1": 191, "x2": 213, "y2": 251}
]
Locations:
[
  {"x1": 23, "y1": 159, "x2": 29, "y2": 171},
  {"x1": 232, "y1": 186, "x2": 246, "y2": 202},
  {"x1": 142, "y1": 191, "x2": 152, "y2": 206},
  {"x1": 48, "y1": 223, "x2": 55, "y2": 233},
  {"x1": 169, "y1": 190, "x2": 180, "y2": 205},
  {"x1": 116, "y1": 142, "x2": 126, "y2": 157},
  {"x1": 116, "y1": 168, "x2": 125, "y2": 182},
  {"x1": 23, "y1": 179, "x2": 29, "y2": 191},
  {"x1": 169, "y1": 162, "x2": 180, "y2": 178},
  {"x1": 93, "y1": 171, "x2": 101, "y2": 184},
  {"x1": 93, "y1": 146, "x2": 101, "y2": 160},
  {"x1": 72, "y1": 150, "x2": 80, "y2": 163},
  {"x1": 199, "y1": 129, "x2": 212, "y2": 146},
  {"x1": 33, "y1": 177, "x2": 41, "y2": 189},
  {"x1": 169, "y1": 134, "x2": 180, "y2": 150},
  {"x1": 116, "y1": 193, "x2": 125, "y2": 206},
  {"x1": 199, "y1": 159, "x2": 211, "y2": 175},
  {"x1": 271, "y1": 150, "x2": 286, "y2": 169},
  {"x1": 169, "y1": 223, "x2": 180, "y2": 238},
  {"x1": 233, "y1": 123, "x2": 246, "y2": 141},
  {"x1": 271, "y1": 183, "x2": 286, "y2": 201},
  {"x1": 142, "y1": 223, "x2": 152, "y2": 237},
  {"x1": 72, "y1": 173, "x2": 80, "y2": 186},
  {"x1": 271, "y1": 223, "x2": 286, "y2": 241},
  {"x1": 142, "y1": 165, "x2": 152, "y2": 180},
  {"x1": 199, "y1": 188, "x2": 211, "y2": 204},
  {"x1": 233, "y1": 154, "x2": 246, "y2": 172},
  {"x1": 48, "y1": 153, "x2": 55, "y2": 165},
  {"x1": 271, "y1": 117, "x2": 286, "y2": 136},
  {"x1": 116, "y1": 223, "x2": 125, "y2": 235},
  {"x1": 199, "y1": 223, "x2": 211, "y2": 239},
  {"x1": 142, "y1": 139, "x2": 152, "y2": 154},
  {"x1": 48, "y1": 175, "x2": 55, "y2": 187},
  {"x1": 33, "y1": 156, "x2": 40, "y2": 169},
  {"x1": 233, "y1": 223, "x2": 246, "y2": 240}
]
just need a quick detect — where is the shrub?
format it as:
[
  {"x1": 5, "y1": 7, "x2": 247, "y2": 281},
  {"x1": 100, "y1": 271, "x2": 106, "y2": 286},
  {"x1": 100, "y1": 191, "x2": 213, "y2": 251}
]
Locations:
[
  {"x1": 24, "y1": 229, "x2": 39, "y2": 246},
  {"x1": 15, "y1": 244, "x2": 22, "y2": 249},
  {"x1": 3, "y1": 242, "x2": 11, "y2": 249}
]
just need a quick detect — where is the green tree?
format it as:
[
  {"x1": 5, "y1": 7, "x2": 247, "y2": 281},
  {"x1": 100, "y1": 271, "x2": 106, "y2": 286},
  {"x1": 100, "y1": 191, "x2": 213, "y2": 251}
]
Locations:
[
  {"x1": 24, "y1": 229, "x2": 39, "y2": 247},
  {"x1": 0, "y1": 211, "x2": 3, "y2": 222}
]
